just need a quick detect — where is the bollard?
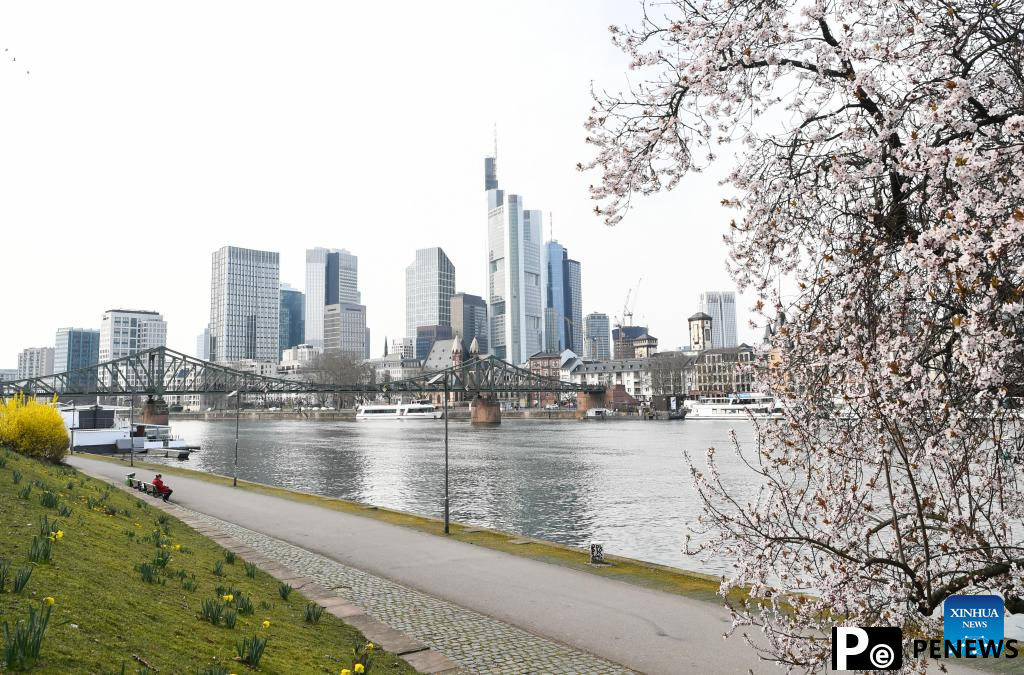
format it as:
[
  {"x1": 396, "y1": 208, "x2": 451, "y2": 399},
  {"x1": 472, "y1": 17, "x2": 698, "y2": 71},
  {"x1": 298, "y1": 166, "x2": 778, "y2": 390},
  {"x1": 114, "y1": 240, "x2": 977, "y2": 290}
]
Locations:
[{"x1": 590, "y1": 541, "x2": 605, "y2": 565}]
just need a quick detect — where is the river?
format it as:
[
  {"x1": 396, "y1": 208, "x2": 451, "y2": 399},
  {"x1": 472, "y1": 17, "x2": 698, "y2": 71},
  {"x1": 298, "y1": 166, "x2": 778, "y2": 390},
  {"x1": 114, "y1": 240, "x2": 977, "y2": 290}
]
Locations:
[{"x1": 139, "y1": 418, "x2": 756, "y2": 575}]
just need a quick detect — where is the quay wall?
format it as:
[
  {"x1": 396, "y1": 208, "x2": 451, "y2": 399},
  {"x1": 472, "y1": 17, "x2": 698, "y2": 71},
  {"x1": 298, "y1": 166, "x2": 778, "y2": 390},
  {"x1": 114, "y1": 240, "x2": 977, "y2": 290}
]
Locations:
[{"x1": 169, "y1": 409, "x2": 657, "y2": 422}]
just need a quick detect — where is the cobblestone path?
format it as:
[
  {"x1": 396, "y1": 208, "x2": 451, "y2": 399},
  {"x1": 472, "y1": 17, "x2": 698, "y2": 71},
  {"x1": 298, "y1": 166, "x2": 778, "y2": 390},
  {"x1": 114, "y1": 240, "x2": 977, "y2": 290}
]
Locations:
[{"x1": 186, "y1": 510, "x2": 631, "y2": 675}]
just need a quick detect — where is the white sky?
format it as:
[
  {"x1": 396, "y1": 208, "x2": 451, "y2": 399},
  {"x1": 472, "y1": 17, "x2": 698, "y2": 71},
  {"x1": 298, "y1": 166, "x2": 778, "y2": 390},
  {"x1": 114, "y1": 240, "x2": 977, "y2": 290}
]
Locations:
[{"x1": 0, "y1": 1, "x2": 758, "y2": 368}]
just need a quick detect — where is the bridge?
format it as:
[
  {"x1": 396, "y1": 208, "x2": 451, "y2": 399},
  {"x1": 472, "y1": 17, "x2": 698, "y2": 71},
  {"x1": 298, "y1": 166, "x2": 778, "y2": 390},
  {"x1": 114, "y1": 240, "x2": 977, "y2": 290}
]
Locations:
[{"x1": 0, "y1": 347, "x2": 606, "y2": 423}]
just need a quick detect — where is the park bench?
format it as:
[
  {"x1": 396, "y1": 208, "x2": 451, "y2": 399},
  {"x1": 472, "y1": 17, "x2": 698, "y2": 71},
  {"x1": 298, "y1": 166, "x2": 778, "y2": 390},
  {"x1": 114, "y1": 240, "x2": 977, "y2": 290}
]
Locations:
[{"x1": 125, "y1": 473, "x2": 166, "y2": 499}]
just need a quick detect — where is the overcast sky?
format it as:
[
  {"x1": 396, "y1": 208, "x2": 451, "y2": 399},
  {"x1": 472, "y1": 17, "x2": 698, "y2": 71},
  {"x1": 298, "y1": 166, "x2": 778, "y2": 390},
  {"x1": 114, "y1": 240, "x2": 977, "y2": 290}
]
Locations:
[{"x1": 0, "y1": 1, "x2": 758, "y2": 368}]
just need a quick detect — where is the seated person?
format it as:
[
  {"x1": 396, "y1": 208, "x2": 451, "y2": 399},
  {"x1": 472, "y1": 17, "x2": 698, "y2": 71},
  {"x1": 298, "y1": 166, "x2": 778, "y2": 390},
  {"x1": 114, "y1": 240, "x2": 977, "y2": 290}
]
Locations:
[{"x1": 151, "y1": 474, "x2": 173, "y2": 502}]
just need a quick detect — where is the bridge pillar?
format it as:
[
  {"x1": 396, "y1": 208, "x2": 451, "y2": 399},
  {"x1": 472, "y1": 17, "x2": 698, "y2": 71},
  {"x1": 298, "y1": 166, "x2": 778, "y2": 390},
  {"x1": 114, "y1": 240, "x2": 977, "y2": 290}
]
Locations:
[
  {"x1": 141, "y1": 396, "x2": 169, "y2": 425},
  {"x1": 470, "y1": 395, "x2": 501, "y2": 425},
  {"x1": 576, "y1": 391, "x2": 606, "y2": 416}
]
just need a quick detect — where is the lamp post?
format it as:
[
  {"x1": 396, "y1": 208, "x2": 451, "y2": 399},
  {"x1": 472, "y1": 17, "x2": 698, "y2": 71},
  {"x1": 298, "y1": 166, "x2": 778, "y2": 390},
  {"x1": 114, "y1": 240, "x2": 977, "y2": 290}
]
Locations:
[
  {"x1": 227, "y1": 385, "x2": 241, "y2": 487},
  {"x1": 443, "y1": 372, "x2": 450, "y2": 535},
  {"x1": 129, "y1": 393, "x2": 134, "y2": 468}
]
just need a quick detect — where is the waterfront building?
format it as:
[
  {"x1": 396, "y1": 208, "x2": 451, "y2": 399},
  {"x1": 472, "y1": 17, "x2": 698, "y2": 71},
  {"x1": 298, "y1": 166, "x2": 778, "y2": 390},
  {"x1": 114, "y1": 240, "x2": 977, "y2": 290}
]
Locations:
[
  {"x1": 698, "y1": 291, "x2": 738, "y2": 349},
  {"x1": 0, "y1": 369, "x2": 18, "y2": 382},
  {"x1": 566, "y1": 358, "x2": 652, "y2": 404},
  {"x1": 690, "y1": 345, "x2": 756, "y2": 395},
  {"x1": 584, "y1": 313, "x2": 611, "y2": 360},
  {"x1": 485, "y1": 155, "x2": 544, "y2": 364},
  {"x1": 196, "y1": 326, "x2": 211, "y2": 360},
  {"x1": 279, "y1": 343, "x2": 321, "y2": 376},
  {"x1": 324, "y1": 303, "x2": 367, "y2": 358},
  {"x1": 99, "y1": 309, "x2": 167, "y2": 362},
  {"x1": 370, "y1": 353, "x2": 422, "y2": 383},
  {"x1": 612, "y1": 324, "x2": 648, "y2": 360},
  {"x1": 279, "y1": 283, "x2": 305, "y2": 357},
  {"x1": 225, "y1": 359, "x2": 279, "y2": 377},
  {"x1": 527, "y1": 351, "x2": 562, "y2": 407},
  {"x1": 688, "y1": 312, "x2": 713, "y2": 351},
  {"x1": 390, "y1": 337, "x2": 414, "y2": 359},
  {"x1": 304, "y1": 247, "x2": 360, "y2": 349},
  {"x1": 415, "y1": 324, "x2": 452, "y2": 361},
  {"x1": 451, "y1": 293, "x2": 488, "y2": 355},
  {"x1": 54, "y1": 328, "x2": 100, "y2": 390},
  {"x1": 17, "y1": 347, "x2": 54, "y2": 379},
  {"x1": 209, "y1": 246, "x2": 280, "y2": 363},
  {"x1": 405, "y1": 247, "x2": 456, "y2": 342},
  {"x1": 543, "y1": 241, "x2": 583, "y2": 353}
]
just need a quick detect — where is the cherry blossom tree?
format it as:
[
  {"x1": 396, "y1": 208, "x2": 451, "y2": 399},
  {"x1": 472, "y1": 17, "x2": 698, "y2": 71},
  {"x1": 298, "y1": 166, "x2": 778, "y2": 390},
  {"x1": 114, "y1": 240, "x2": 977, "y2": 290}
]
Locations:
[{"x1": 584, "y1": 0, "x2": 1024, "y2": 670}]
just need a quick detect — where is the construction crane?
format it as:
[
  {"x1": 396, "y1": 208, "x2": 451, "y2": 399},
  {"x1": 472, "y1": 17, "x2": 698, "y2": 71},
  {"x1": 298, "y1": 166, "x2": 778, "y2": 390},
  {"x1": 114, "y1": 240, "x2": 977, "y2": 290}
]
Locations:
[{"x1": 616, "y1": 277, "x2": 643, "y2": 329}]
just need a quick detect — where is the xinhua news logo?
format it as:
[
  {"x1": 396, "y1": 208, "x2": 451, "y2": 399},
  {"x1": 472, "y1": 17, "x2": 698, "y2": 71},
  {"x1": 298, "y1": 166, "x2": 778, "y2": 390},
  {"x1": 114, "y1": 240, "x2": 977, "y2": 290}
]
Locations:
[{"x1": 831, "y1": 627, "x2": 902, "y2": 670}]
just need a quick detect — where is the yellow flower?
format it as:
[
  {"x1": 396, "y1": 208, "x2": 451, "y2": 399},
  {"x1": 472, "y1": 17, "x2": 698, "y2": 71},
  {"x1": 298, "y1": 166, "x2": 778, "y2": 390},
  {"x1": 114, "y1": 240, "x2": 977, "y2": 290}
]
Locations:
[
  {"x1": 341, "y1": 670, "x2": 352, "y2": 675},
  {"x1": 223, "y1": 594, "x2": 234, "y2": 603},
  {"x1": 172, "y1": 544, "x2": 181, "y2": 551},
  {"x1": 354, "y1": 664, "x2": 365, "y2": 674},
  {"x1": 366, "y1": 643, "x2": 374, "y2": 650},
  {"x1": 43, "y1": 596, "x2": 55, "y2": 605},
  {"x1": 161, "y1": 544, "x2": 168, "y2": 549},
  {"x1": 134, "y1": 522, "x2": 141, "y2": 527},
  {"x1": 262, "y1": 620, "x2": 271, "y2": 629},
  {"x1": 55, "y1": 530, "x2": 64, "y2": 539}
]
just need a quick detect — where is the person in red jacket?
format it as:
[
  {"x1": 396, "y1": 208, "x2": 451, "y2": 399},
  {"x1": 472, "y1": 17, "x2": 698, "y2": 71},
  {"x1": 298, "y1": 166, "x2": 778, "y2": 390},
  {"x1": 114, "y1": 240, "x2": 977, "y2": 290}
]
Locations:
[{"x1": 152, "y1": 474, "x2": 173, "y2": 502}]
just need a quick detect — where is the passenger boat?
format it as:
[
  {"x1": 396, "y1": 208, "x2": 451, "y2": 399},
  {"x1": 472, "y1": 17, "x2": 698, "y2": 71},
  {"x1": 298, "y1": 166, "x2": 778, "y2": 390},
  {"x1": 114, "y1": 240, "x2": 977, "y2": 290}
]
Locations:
[
  {"x1": 684, "y1": 394, "x2": 784, "y2": 420},
  {"x1": 355, "y1": 401, "x2": 443, "y2": 420}
]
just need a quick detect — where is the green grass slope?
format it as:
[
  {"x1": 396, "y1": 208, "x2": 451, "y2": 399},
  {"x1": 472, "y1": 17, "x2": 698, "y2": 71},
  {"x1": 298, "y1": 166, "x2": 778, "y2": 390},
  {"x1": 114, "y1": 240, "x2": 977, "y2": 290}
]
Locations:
[{"x1": 0, "y1": 449, "x2": 417, "y2": 674}]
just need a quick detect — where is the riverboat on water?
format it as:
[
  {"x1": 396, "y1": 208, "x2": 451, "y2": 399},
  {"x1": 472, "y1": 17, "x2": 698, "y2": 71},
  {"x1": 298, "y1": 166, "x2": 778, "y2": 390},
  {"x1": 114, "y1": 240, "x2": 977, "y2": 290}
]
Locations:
[
  {"x1": 355, "y1": 401, "x2": 443, "y2": 420},
  {"x1": 60, "y1": 405, "x2": 199, "y2": 457},
  {"x1": 684, "y1": 394, "x2": 784, "y2": 420}
]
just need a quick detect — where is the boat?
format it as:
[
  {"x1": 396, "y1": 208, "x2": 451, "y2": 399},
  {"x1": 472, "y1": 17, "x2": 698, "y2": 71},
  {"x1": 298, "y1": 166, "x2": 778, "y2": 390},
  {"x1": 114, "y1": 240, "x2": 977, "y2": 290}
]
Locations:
[
  {"x1": 60, "y1": 405, "x2": 198, "y2": 457},
  {"x1": 355, "y1": 400, "x2": 443, "y2": 420},
  {"x1": 585, "y1": 407, "x2": 613, "y2": 419},
  {"x1": 684, "y1": 394, "x2": 784, "y2": 420}
]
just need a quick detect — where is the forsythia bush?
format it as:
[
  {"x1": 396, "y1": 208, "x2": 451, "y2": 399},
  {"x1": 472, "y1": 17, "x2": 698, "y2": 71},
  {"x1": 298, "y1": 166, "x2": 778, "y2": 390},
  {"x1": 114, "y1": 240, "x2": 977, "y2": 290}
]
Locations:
[{"x1": 0, "y1": 394, "x2": 68, "y2": 461}]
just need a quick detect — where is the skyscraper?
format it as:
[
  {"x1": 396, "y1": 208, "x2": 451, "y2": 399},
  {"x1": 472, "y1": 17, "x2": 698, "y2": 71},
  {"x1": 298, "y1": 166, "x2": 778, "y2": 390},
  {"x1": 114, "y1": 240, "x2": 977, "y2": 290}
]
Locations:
[
  {"x1": 324, "y1": 303, "x2": 367, "y2": 358},
  {"x1": 209, "y1": 246, "x2": 280, "y2": 363},
  {"x1": 304, "y1": 247, "x2": 360, "y2": 349},
  {"x1": 698, "y1": 291, "x2": 738, "y2": 349},
  {"x1": 543, "y1": 241, "x2": 583, "y2": 353},
  {"x1": 196, "y1": 326, "x2": 211, "y2": 360},
  {"x1": 55, "y1": 328, "x2": 100, "y2": 389},
  {"x1": 485, "y1": 156, "x2": 544, "y2": 364},
  {"x1": 279, "y1": 283, "x2": 305, "y2": 357},
  {"x1": 405, "y1": 247, "x2": 456, "y2": 341},
  {"x1": 584, "y1": 312, "x2": 611, "y2": 360},
  {"x1": 451, "y1": 293, "x2": 488, "y2": 355}
]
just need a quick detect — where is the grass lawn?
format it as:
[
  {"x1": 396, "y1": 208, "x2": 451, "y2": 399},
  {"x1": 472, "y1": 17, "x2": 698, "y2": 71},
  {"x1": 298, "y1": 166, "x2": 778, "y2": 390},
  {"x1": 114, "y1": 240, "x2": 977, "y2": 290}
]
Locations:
[{"x1": 0, "y1": 449, "x2": 418, "y2": 674}]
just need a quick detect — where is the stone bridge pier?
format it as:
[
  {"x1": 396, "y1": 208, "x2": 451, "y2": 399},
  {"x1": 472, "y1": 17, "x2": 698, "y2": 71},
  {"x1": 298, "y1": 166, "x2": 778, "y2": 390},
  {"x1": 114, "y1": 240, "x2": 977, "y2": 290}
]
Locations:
[
  {"x1": 140, "y1": 396, "x2": 169, "y2": 425},
  {"x1": 470, "y1": 395, "x2": 501, "y2": 425}
]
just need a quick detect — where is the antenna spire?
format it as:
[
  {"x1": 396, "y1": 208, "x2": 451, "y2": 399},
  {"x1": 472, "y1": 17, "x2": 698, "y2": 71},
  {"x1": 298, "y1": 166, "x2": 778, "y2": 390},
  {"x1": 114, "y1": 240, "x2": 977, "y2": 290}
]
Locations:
[
  {"x1": 493, "y1": 123, "x2": 498, "y2": 159},
  {"x1": 549, "y1": 211, "x2": 553, "y2": 241}
]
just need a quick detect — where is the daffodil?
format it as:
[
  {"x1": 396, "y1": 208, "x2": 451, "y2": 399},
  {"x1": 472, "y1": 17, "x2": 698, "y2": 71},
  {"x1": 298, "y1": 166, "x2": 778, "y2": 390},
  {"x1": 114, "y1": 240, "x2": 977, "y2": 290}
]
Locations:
[
  {"x1": 134, "y1": 522, "x2": 141, "y2": 527},
  {"x1": 366, "y1": 643, "x2": 374, "y2": 650},
  {"x1": 354, "y1": 664, "x2": 365, "y2": 674},
  {"x1": 172, "y1": 544, "x2": 181, "y2": 551},
  {"x1": 43, "y1": 596, "x2": 55, "y2": 605},
  {"x1": 341, "y1": 670, "x2": 351, "y2": 675},
  {"x1": 262, "y1": 620, "x2": 271, "y2": 629},
  {"x1": 223, "y1": 594, "x2": 234, "y2": 603},
  {"x1": 55, "y1": 530, "x2": 64, "y2": 540}
]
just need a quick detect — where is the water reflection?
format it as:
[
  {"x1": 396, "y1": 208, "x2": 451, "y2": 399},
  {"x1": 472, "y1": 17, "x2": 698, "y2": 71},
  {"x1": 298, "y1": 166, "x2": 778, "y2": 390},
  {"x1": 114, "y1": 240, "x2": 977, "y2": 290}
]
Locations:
[{"x1": 146, "y1": 418, "x2": 757, "y2": 574}]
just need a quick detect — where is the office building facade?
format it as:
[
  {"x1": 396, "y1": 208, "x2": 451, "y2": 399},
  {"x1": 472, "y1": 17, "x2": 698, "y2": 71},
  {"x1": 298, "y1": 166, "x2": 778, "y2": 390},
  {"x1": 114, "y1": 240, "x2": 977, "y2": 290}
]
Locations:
[
  {"x1": 99, "y1": 309, "x2": 167, "y2": 362},
  {"x1": 485, "y1": 156, "x2": 544, "y2": 364},
  {"x1": 698, "y1": 291, "x2": 738, "y2": 349},
  {"x1": 405, "y1": 247, "x2": 456, "y2": 341},
  {"x1": 584, "y1": 312, "x2": 611, "y2": 360},
  {"x1": 209, "y1": 246, "x2": 280, "y2": 363},
  {"x1": 324, "y1": 303, "x2": 367, "y2": 358},
  {"x1": 543, "y1": 241, "x2": 582, "y2": 353},
  {"x1": 55, "y1": 328, "x2": 100, "y2": 389},
  {"x1": 279, "y1": 283, "x2": 305, "y2": 357},
  {"x1": 304, "y1": 247, "x2": 360, "y2": 349},
  {"x1": 451, "y1": 293, "x2": 488, "y2": 355},
  {"x1": 196, "y1": 327, "x2": 211, "y2": 360},
  {"x1": 17, "y1": 347, "x2": 54, "y2": 379}
]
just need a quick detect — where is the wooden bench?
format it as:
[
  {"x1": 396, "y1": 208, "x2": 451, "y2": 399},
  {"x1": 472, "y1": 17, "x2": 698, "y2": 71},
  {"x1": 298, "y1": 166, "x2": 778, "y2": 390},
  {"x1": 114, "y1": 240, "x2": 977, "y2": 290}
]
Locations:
[{"x1": 125, "y1": 473, "x2": 167, "y2": 499}]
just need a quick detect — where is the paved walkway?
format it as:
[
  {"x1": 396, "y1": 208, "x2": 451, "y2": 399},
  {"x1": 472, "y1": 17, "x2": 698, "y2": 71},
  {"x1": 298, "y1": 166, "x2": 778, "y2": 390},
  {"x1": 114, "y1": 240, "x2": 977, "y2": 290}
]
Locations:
[{"x1": 66, "y1": 456, "x2": 777, "y2": 674}]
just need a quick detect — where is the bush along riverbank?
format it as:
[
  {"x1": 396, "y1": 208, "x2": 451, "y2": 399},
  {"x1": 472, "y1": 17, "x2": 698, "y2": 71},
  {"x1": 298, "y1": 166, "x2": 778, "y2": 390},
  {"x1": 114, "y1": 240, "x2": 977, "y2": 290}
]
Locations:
[{"x1": 0, "y1": 448, "x2": 416, "y2": 673}]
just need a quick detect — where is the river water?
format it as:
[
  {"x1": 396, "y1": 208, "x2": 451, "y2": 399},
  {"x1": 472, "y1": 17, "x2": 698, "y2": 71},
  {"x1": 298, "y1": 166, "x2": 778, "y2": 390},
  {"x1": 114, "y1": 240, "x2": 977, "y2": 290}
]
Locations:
[{"x1": 140, "y1": 418, "x2": 756, "y2": 575}]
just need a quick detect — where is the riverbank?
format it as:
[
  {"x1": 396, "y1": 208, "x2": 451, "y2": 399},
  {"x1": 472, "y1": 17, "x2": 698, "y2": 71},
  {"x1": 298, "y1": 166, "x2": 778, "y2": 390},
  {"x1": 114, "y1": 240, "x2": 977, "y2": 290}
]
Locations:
[
  {"x1": 170, "y1": 409, "x2": 658, "y2": 421},
  {"x1": 0, "y1": 449, "x2": 417, "y2": 673}
]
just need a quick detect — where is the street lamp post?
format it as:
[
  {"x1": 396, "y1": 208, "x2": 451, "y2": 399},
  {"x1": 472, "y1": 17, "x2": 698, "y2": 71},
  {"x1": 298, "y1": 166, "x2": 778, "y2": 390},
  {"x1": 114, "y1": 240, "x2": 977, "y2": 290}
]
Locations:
[
  {"x1": 227, "y1": 383, "x2": 241, "y2": 487},
  {"x1": 129, "y1": 393, "x2": 134, "y2": 468},
  {"x1": 444, "y1": 372, "x2": 450, "y2": 535}
]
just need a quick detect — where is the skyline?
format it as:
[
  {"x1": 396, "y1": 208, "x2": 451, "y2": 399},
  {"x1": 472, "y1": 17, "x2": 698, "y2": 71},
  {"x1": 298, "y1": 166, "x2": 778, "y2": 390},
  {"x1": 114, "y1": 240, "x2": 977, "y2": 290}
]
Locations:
[{"x1": 0, "y1": 1, "x2": 758, "y2": 368}]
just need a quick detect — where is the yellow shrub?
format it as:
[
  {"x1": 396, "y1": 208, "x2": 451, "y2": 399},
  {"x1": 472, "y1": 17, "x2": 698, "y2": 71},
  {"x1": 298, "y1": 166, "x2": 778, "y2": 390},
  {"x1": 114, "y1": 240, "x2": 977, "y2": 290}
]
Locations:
[{"x1": 0, "y1": 394, "x2": 68, "y2": 462}]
